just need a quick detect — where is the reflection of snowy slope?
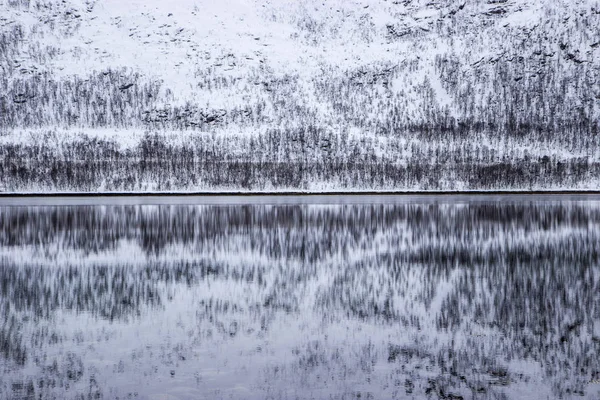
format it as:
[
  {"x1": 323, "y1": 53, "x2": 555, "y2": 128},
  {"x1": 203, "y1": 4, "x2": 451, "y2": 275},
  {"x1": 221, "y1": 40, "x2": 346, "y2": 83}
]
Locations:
[{"x1": 1, "y1": 201, "x2": 600, "y2": 398}]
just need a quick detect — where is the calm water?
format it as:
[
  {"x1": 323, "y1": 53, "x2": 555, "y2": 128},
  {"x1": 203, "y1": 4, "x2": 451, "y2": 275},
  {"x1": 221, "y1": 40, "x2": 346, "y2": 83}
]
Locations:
[{"x1": 1, "y1": 196, "x2": 600, "y2": 400}]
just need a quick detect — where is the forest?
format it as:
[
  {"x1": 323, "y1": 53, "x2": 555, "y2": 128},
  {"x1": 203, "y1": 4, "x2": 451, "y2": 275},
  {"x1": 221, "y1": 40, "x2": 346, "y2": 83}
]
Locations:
[{"x1": 1, "y1": 0, "x2": 599, "y2": 191}]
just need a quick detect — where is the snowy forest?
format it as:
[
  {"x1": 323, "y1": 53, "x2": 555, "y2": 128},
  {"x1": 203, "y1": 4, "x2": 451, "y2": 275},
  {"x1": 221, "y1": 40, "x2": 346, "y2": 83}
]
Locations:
[{"x1": 1, "y1": 0, "x2": 600, "y2": 191}]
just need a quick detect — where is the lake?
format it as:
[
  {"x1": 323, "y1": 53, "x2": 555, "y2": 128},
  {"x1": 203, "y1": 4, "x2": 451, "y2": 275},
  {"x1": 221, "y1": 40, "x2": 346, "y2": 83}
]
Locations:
[{"x1": 1, "y1": 195, "x2": 599, "y2": 400}]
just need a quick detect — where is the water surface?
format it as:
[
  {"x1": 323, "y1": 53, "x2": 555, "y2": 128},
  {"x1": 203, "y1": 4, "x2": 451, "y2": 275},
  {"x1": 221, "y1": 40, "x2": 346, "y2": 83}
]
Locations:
[{"x1": 1, "y1": 196, "x2": 600, "y2": 399}]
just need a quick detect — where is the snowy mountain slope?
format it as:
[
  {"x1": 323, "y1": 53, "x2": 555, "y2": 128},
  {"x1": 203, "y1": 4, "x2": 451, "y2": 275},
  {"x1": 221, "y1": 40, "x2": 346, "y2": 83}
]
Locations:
[{"x1": 0, "y1": 0, "x2": 599, "y2": 191}]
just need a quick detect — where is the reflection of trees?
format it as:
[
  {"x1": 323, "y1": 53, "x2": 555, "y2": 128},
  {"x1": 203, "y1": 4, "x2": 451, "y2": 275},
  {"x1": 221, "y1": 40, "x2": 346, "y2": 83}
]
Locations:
[
  {"x1": 0, "y1": 264, "x2": 163, "y2": 320},
  {"x1": 2, "y1": 203, "x2": 598, "y2": 258},
  {"x1": 0, "y1": 314, "x2": 26, "y2": 366},
  {"x1": 1, "y1": 202, "x2": 600, "y2": 398}
]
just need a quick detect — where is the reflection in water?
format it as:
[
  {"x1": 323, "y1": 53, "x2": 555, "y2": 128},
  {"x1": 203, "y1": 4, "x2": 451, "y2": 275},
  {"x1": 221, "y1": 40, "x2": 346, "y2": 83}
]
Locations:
[{"x1": 1, "y1": 200, "x2": 600, "y2": 399}]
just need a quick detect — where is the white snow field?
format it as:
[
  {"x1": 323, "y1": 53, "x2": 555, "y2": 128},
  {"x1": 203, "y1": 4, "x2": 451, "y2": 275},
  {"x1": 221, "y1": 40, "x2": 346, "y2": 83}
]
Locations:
[{"x1": 1, "y1": 0, "x2": 599, "y2": 191}]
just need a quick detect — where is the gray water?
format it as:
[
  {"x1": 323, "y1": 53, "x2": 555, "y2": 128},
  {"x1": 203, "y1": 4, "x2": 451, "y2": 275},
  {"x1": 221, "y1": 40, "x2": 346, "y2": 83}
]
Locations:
[{"x1": 1, "y1": 196, "x2": 600, "y2": 400}]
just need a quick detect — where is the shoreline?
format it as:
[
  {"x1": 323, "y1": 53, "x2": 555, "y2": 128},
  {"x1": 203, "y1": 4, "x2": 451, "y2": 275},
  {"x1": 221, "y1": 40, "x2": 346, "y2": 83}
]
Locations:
[
  {"x1": 2, "y1": 190, "x2": 600, "y2": 206},
  {"x1": 2, "y1": 190, "x2": 600, "y2": 197}
]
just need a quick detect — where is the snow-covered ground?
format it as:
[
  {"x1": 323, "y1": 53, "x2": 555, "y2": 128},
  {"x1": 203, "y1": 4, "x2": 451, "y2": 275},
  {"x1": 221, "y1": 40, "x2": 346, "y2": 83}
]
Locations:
[{"x1": 1, "y1": 0, "x2": 599, "y2": 191}]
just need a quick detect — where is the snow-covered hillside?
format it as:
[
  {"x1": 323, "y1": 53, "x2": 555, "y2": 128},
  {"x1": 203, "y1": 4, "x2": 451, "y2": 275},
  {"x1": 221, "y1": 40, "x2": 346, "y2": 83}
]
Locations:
[{"x1": 1, "y1": 0, "x2": 599, "y2": 191}]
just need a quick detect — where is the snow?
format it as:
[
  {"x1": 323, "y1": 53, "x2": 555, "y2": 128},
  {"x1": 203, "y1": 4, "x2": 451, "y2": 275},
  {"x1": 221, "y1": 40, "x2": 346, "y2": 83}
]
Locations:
[
  {"x1": 2, "y1": 0, "x2": 461, "y2": 110},
  {"x1": 1, "y1": 0, "x2": 599, "y2": 192}
]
